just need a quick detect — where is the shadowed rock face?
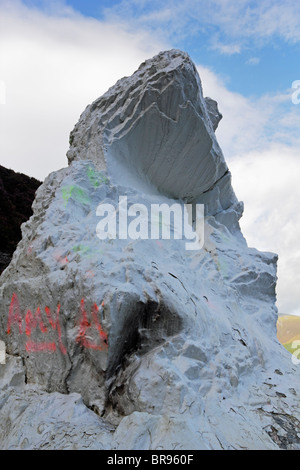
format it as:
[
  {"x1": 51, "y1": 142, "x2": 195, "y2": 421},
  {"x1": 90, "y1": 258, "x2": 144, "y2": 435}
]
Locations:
[{"x1": 0, "y1": 50, "x2": 300, "y2": 450}]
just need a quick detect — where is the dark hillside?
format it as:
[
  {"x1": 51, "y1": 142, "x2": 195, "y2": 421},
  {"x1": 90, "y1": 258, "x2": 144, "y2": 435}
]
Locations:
[{"x1": 0, "y1": 165, "x2": 41, "y2": 273}]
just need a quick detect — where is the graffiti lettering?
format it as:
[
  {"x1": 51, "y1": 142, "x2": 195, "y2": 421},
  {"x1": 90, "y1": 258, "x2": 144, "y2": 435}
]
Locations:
[
  {"x1": 76, "y1": 298, "x2": 108, "y2": 350},
  {"x1": 7, "y1": 293, "x2": 23, "y2": 335},
  {"x1": 24, "y1": 306, "x2": 56, "y2": 353},
  {"x1": 6, "y1": 293, "x2": 108, "y2": 354}
]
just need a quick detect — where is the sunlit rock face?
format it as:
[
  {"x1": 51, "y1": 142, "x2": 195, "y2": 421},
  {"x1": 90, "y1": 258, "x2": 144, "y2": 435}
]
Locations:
[
  {"x1": 1, "y1": 49, "x2": 300, "y2": 450},
  {"x1": 67, "y1": 49, "x2": 228, "y2": 201}
]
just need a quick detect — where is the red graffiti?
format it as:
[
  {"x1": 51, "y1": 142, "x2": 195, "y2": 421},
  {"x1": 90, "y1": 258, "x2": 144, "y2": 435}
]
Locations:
[
  {"x1": 25, "y1": 307, "x2": 48, "y2": 335},
  {"x1": 7, "y1": 293, "x2": 23, "y2": 335},
  {"x1": 44, "y1": 305, "x2": 67, "y2": 355},
  {"x1": 26, "y1": 340, "x2": 56, "y2": 353},
  {"x1": 53, "y1": 250, "x2": 69, "y2": 266},
  {"x1": 6, "y1": 293, "x2": 108, "y2": 354},
  {"x1": 24, "y1": 306, "x2": 56, "y2": 353},
  {"x1": 27, "y1": 245, "x2": 33, "y2": 256},
  {"x1": 76, "y1": 298, "x2": 108, "y2": 350}
]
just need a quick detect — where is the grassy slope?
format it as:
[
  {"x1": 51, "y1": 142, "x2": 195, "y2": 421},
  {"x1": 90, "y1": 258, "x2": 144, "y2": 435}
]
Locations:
[{"x1": 277, "y1": 315, "x2": 300, "y2": 355}]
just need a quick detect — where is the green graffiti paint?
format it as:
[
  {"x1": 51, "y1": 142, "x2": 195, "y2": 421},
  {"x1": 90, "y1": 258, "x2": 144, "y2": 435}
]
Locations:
[
  {"x1": 62, "y1": 185, "x2": 90, "y2": 207},
  {"x1": 87, "y1": 166, "x2": 109, "y2": 188},
  {"x1": 73, "y1": 244, "x2": 103, "y2": 258},
  {"x1": 73, "y1": 244, "x2": 91, "y2": 255}
]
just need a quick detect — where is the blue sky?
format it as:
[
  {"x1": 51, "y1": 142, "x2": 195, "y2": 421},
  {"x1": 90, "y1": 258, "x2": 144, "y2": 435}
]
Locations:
[
  {"x1": 0, "y1": 0, "x2": 300, "y2": 317},
  {"x1": 21, "y1": 0, "x2": 300, "y2": 97}
]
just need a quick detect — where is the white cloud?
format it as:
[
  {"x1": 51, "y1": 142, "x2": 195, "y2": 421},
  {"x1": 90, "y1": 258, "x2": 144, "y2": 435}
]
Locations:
[
  {"x1": 0, "y1": 0, "x2": 166, "y2": 180},
  {"x1": 197, "y1": 63, "x2": 300, "y2": 156},
  {"x1": 246, "y1": 57, "x2": 260, "y2": 66},
  {"x1": 230, "y1": 146, "x2": 300, "y2": 316},
  {"x1": 208, "y1": 0, "x2": 300, "y2": 44},
  {"x1": 0, "y1": 80, "x2": 6, "y2": 104},
  {"x1": 210, "y1": 42, "x2": 241, "y2": 55},
  {"x1": 103, "y1": 0, "x2": 300, "y2": 51}
]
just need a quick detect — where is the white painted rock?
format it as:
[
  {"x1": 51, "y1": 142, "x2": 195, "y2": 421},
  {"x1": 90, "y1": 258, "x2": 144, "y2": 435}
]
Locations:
[
  {"x1": 67, "y1": 49, "x2": 227, "y2": 201},
  {"x1": 0, "y1": 49, "x2": 300, "y2": 450}
]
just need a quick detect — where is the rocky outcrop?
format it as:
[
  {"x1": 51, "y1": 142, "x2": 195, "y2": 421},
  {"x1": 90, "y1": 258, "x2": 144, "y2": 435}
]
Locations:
[{"x1": 0, "y1": 50, "x2": 299, "y2": 450}]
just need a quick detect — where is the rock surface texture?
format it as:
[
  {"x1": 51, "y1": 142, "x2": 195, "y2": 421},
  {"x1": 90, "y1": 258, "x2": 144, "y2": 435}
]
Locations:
[{"x1": 0, "y1": 49, "x2": 300, "y2": 450}]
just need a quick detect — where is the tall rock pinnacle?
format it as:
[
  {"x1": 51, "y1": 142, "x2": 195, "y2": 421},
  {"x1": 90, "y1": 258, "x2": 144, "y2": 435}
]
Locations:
[
  {"x1": 67, "y1": 49, "x2": 227, "y2": 201},
  {"x1": 0, "y1": 50, "x2": 299, "y2": 450}
]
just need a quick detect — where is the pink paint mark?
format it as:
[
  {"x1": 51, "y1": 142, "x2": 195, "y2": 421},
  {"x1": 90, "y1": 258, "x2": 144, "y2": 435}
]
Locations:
[
  {"x1": 202, "y1": 295, "x2": 216, "y2": 310},
  {"x1": 85, "y1": 270, "x2": 95, "y2": 278},
  {"x1": 25, "y1": 307, "x2": 48, "y2": 336},
  {"x1": 44, "y1": 304, "x2": 67, "y2": 355},
  {"x1": 26, "y1": 340, "x2": 56, "y2": 353},
  {"x1": 7, "y1": 293, "x2": 23, "y2": 335},
  {"x1": 53, "y1": 250, "x2": 69, "y2": 266},
  {"x1": 92, "y1": 302, "x2": 108, "y2": 343},
  {"x1": 76, "y1": 298, "x2": 108, "y2": 351}
]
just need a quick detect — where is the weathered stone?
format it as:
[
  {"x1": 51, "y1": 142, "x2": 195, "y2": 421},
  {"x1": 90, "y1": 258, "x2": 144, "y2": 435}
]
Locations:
[{"x1": 0, "y1": 49, "x2": 299, "y2": 450}]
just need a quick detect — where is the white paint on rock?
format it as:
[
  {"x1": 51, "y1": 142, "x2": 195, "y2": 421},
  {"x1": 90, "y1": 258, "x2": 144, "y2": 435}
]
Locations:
[
  {"x1": 0, "y1": 341, "x2": 5, "y2": 364},
  {"x1": 0, "y1": 50, "x2": 300, "y2": 450}
]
